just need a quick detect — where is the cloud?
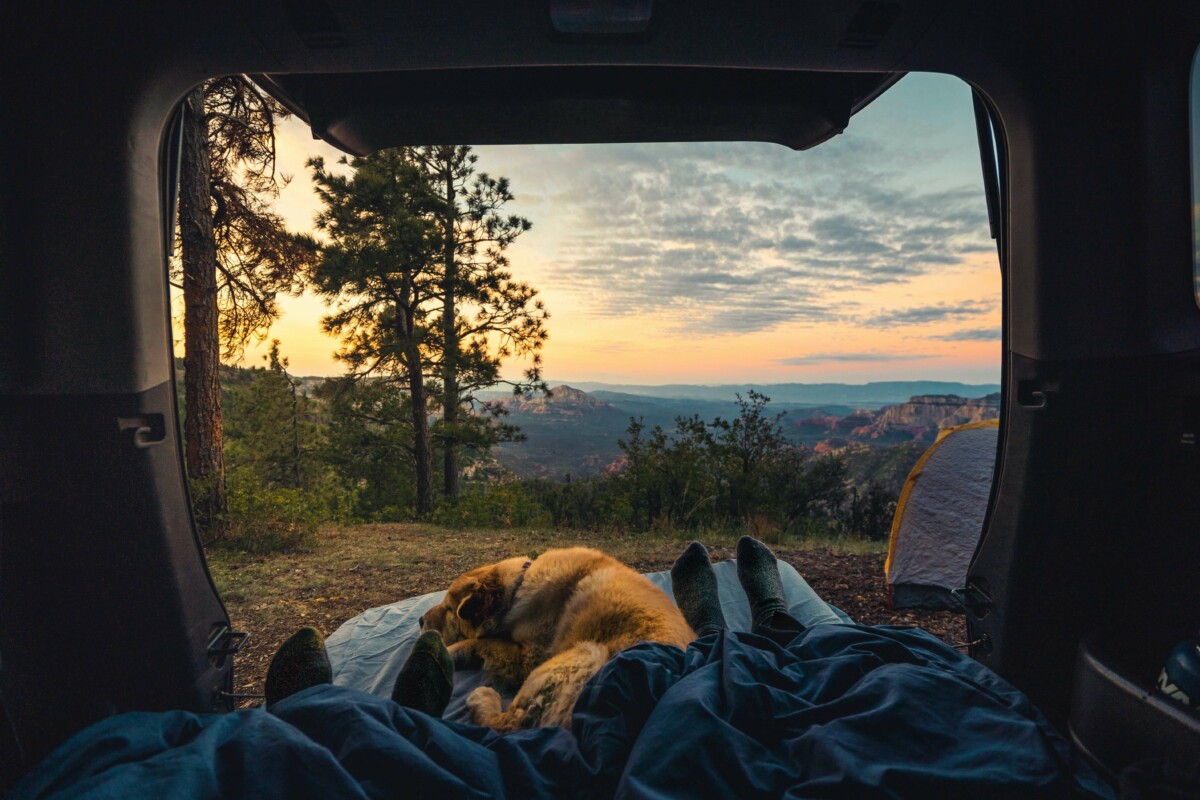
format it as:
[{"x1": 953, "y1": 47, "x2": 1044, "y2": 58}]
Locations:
[
  {"x1": 932, "y1": 327, "x2": 1003, "y2": 341},
  {"x1": 466, "y1": 75, "x2": 999, "y2": 342},
  {"x1": 528, "y1": 134, "x2": 993, "y2": 335},
  {"x1": 860, "y1": 301, "x2": 994, "y2": 328},
  {"x1": 777, "y1": 352, "x2": 936, "y2": 366}
]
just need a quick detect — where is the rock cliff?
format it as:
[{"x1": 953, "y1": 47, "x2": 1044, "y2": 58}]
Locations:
[
  {"x1": 791, "y1": 393, "x2": 1000, "y2": 450},
  {"x1": 503, "y1": 385, "x2": 618, "y2": 416}
]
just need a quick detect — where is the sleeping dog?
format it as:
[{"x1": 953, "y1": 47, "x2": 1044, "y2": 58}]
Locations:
[{"x1": 419, "y1": 547, "x2": 695, "y2": 731}]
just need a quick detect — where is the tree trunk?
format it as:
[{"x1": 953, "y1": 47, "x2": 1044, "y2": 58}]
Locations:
[
  {"x1": 406, "y1": 342, "x2": 436, "y2": 514},
  {"x1": 179, "y1": 85, "x2": 227, "y2": 533},
  {"x1": 440, "y1": 162, "x2": 460, "y2": 500}
]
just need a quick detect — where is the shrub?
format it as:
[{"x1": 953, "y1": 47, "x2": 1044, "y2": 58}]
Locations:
[
  {"x1": 433, "y1": 482, "x2": 551, "y2": 529},
  {"x1": 208, "y1": 466, "x2": 323, "y2": 553},
  {"x1": 522, "y1": 476, "x2": 632, "y2": 530},
  {"x1": 302, "y1": 467, "x2": 360, "y2": 525},
  {"x1": 368, "y1": 505, "x2": 414, "y2": 523},
  {"x1": 844, "y1": 480, "x2": 898, "y2": 541},
  {"x1": 747, "y1": 513, "x2": 785, "y2": 545}
]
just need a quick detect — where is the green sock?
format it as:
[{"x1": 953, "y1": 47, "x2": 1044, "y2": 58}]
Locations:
[
  {"x1": 736, "y1": 536, "x2": 788, "y2": 628},
  {"x1": 392, "y1": 630, "x2": 454, "y2": 717},
  {"x1": 671, "y1": 541, "x2": 728, "y2": 635},
  {"x1": 264, "y1": 627, "x2": 332, "y2": 708}
]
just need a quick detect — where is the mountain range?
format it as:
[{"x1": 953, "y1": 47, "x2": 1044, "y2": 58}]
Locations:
[
  {"x1": 555, "y1": 380, "x2": 1000, "y2": 407},
  {"x1": 490, "y1": 383, "x2": 1000, "y2": 480}
]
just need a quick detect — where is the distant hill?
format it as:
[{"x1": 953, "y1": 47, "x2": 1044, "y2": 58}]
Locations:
[
  {"x1": 558, "y1": 381, "x2": 1001, "y2": 408},
  {"x1": 585, "y1": 391, "x2": 856, "y2": 423},
  {"x1": 491, "y1": 386, "x2": 630, "y2": 478},
  {"x1": 505, "y1": 385, "x2": 617, "y2": 415},
  {"x1": 188, "y1": 362, "x2": 998, "y2": 486},
  {"x1": 840, "y1": 442, "x2": 928, "y2": 496},
  {"x1": 492, "y1": 385, "x2": 1001, "y2": 480}
]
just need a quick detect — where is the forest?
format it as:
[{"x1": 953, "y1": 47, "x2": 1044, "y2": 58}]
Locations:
[{"x1": 193, "y1": 353, "x2": 897, "y2": 553}]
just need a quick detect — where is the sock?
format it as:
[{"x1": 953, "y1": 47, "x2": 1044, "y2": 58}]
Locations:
[
  {"x1": 392, "y1": 630, "x2": 454, "y2": 717},
  {"x1": 671, "y1": 541, "x2": 728, "y2": 635},
  {"x1": 736, "y1": 536, "x2": 788, "y2": 629},
  {"x1": 264, "y1": 627, "x2": 332, "y2": 708}
]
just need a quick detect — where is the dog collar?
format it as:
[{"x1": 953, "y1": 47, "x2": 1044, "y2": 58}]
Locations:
[{"x1": 508, "y1": 559, "x2": 533, "y2": 608}]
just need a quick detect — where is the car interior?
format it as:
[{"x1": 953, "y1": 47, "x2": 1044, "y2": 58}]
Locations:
[{"x1": 1, "y1": 0, "x2": 1199, "y2": 789}]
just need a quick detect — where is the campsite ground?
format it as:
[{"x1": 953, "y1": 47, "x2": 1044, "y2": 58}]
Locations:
[{"x1": 207, "y1": 524, "x2": 967, "y2": 701}]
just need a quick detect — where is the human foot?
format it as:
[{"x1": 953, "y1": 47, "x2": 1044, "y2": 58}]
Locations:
[
  {"x1": 264, "y1": 627, "x2": 332, "y2": 708},
  {"x1": 735, "y1": 536, "x2": 788, "y2": 629},
  {"x1": 671, "y1": 541, "x2": 728, "y2": 635},
  {"x1": 392, "y1": 630, "x2": 454, "y2": 717}
]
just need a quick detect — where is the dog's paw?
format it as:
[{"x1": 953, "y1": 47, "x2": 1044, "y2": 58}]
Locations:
[
  {"x1": 465, "y1": 686, "x2": 503, "y2": 725},
  {"x1": 447, "y1": 640, "x2": 483, "y2": 669}
]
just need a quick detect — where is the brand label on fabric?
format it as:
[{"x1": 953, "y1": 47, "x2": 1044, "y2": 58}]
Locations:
[{"x1": 1158, "y1": 668, "x2": 1193, "y2": 706}]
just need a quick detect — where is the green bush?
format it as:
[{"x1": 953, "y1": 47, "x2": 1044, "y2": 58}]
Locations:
[
  {"x1": 368, "y1": 505, "x2": 415, "y2": 523},
  {"x1": 784, "y1": 515, "x2": 844, "y2": 540},
  {"x1": 210, "y1": 466, "x2": 323, "y2": 553},
  {"x1": 522, "y1": 476, "x2": 632, "y2": 530},
  {"x1": 432, "y1": 482, "x2": 551, "y2": 529},
  {"x1": 302, "y1": 467, "x2": 360, "y2": 525}
]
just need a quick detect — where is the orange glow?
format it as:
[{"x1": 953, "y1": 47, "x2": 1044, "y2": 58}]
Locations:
[{"x1": 178, "y1": 75, "x2": 1001, "y2": 386}]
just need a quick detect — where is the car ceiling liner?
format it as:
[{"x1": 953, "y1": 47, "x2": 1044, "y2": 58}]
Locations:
[{"x1": 256, "y1": 66, "x2": 904, "y2": 155}]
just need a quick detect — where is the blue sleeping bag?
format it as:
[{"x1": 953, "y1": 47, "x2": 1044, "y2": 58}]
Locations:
[{"x1": 12, "y1": 625, "x2": 1112, "y2": 799}]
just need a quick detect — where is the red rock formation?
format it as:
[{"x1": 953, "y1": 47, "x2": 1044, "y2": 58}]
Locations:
[
  {"x1": 794, "y1": 394, "x2": 999, "y2": 452},
  {"x1": 503, "y1": 385, "x2": 617, "y2": 416}
]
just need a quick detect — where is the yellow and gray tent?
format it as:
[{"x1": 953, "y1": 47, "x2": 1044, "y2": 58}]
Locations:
[{"x1": 885, "y1": 419, "x2": 999, "y2": 610}]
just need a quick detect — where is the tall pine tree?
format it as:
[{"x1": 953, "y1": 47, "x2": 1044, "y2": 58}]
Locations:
[
  {"x1": 307, "y1": 151, "x2": 442, "y2": 514},
  {"x1": 176, "y1": 76, "x2": 314, "y2": 533},
  {"x1": 407, "y1": 146, "x2": 549, "y2": 500}
]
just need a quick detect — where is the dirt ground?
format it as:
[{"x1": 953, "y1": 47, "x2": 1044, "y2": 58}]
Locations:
[{"x1": 206, "y1": 525, "x2": 967, "y2": 700}]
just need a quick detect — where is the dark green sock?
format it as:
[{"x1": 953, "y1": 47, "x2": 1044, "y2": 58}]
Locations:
[
  {"x1": 264, "y1": 627, "x2": 332, "y2": 708},
  {"x1": 736, "y1": 536, "x2": 788, "y2": 628},
  {"x1": 392, "y1": 630, "x2": 454, "y2": 717},
  {"x1": 671, "y1": 541, "x2": 728, "y2": 635}
]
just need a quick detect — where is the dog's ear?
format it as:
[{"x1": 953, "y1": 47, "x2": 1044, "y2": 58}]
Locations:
[{"x1": 455, "y1": 574, "x2": 504, "y2": 625}]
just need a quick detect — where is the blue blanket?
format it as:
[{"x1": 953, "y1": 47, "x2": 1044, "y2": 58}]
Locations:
[{"x1": 13, "y1": 625, "x2": 1112, "y2": 799}]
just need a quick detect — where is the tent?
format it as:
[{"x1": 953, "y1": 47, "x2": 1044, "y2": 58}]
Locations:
[{"x1": 885, "y1": 420, "x2": 1000, "y2": 610}]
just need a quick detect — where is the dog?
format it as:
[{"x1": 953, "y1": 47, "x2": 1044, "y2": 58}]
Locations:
[{"x1": 419, "y1": 546, "x2": 695, "y2": 731}]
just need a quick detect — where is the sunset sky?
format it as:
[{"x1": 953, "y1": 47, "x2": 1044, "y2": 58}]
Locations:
[{"x1": 194, "y1": 72, "x2": 1002, "y2": 385}]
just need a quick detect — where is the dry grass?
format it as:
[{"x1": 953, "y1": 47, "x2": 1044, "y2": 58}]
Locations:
[{"x1": 206, "y1": 524, "x2": 962, "y2": 700}]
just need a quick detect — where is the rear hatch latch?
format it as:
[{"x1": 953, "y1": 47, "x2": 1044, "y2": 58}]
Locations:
[{"x1": 207, "y1": 625, "x2": 249, "y2": 668}]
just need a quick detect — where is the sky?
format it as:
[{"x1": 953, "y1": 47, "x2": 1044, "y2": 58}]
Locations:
[{"x1": 198, "y1": 72, "x2": 1002, "y2": 385}]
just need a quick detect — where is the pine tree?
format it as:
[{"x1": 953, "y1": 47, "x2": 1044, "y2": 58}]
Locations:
[
  {"x1": 307, "y1": 150, "x2": 442, "y2": 514},
  {"x1": 406, "y1": 146, "x2": 549, "y2": 501},
  {"x1": 711, "y1": 391, "x2": 788, "y2": 521},
  {"x1": 176, "y1": 76, "x2": 314, "y2": 533},
  {"x1": 223, "y1": 341, "x2": 307, "y2": 489},
  {"x1": 315, "y1": 377, "x2": 419, "y2": 518}
]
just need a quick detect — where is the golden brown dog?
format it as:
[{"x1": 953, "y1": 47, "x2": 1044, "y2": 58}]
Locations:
[{"x1": 419, "y1": 546, "x2": 694, "y2": 731}]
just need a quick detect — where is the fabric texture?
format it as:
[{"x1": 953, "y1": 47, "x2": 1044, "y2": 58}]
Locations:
[
  {"x1": 13, "y1": 625, "x2": 1113, "y2": 799},
  {"x1": 886, "y1": 421, "x2": 998, "y2": 609},
  {"x1": 325, "y1": 558, "x2": 850, "y2": 722}
]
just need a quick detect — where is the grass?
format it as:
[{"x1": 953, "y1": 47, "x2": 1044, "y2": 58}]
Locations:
[
  {"x1": 205, "y1": 523, "x2": 924, "y2": 701},
  {"x1": 784, "y1": 534, "x2": 889, "y2": 555}
]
